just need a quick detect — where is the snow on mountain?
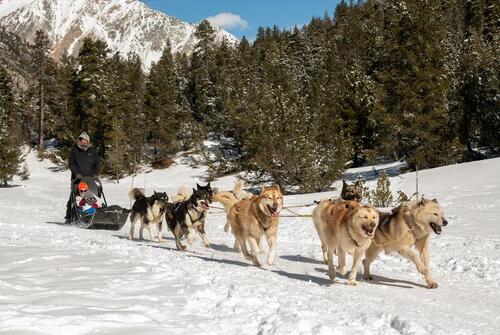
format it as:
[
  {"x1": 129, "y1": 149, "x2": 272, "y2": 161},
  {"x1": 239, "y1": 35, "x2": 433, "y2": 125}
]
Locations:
[
  {"x1": 0, "y1": 0, "x2": 238, "y2": 70},
  {"x1": 0, "y1": 152, "x2": 499, "y2": 333}
]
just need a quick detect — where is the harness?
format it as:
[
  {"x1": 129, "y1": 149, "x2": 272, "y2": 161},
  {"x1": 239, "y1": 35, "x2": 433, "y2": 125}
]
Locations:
[
  {"x1": 187, "y1": 206, "x2": 206, "y2": 225},
  {"x1": 258, "y1": 220, "x2": 271, "y2": 231},
  {"x1": 347, "y1": 228, "x2": 360, "y2": 248}
]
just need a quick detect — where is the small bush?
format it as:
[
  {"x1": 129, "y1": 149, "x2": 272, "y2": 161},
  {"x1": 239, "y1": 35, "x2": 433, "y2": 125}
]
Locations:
[{"x1": 18, "y1": 162, "x2": 30, "y2": 180}]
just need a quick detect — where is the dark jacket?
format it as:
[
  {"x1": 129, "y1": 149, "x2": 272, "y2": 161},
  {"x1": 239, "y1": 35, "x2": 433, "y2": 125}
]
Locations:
[{"x1": 68, "y1": 144, "x2": 101, "y2": 180}]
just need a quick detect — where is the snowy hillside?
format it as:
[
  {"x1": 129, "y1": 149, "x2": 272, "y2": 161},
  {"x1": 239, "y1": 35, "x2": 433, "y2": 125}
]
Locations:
[
  {"x1": 0, "y1": 0, "x2": 237, "y2": 70},
  {"x1": 0, "y1": 152, "x2": 499, "y2": 334}
]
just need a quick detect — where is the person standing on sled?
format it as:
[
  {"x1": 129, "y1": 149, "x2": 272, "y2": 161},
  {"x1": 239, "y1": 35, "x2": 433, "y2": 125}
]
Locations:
[{"x1": 64, "y1": 132, "x2": 101, "y2": 223}]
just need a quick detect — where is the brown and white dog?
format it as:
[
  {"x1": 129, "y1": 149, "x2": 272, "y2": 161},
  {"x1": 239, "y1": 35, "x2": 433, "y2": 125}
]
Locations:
[
  {"x1": 363, "y1": 198, "x2": 448, "y2": 288},
  {"x1": 313, "y1": 199, "x2": 379, "y2": 285},
  {"x1": 213, "y1": 185, "x2": 283, "y2": 267}
]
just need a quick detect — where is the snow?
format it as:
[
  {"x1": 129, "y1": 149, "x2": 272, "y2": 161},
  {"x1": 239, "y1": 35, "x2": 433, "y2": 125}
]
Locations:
[{"x1": 1, "y1": 151, "x2": 500, "y2": 334}]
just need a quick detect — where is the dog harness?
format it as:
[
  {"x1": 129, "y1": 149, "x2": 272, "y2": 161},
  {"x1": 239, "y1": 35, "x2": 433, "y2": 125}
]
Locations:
[{"x1": 187, "y1": 207, "x2": 206, "y2": 225}]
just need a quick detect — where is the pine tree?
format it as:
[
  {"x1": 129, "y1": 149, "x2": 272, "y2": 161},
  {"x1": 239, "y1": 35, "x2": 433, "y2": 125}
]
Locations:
[
  {"x1": 106, "y1": 118, "x2": 126, "y2": 182},
  {"x1": 50, "y1": 51, "x2": 77, "y2": 147},
  {"x1": 73, "y1": 38, "x2": 112, "y2": 156},
  {"x1": 454, "y1": 0, "x2": 500, "y2": 157},
  {"x1": 368, "y1": 171, "x2": 394, "y2": 208},
  {"x1": 122, "y1": 54, "x2": 146, "y2": 172},
  {"x1": 32, "y1": 30, "x2": 52, "y2": 149},
  {"x1": 377, "y1": 0, "x2": 463, "y2": 169},
  {"x1": 144, "y1": 42, "x2": 179, "y2": 166},
  {"x1": 189, "y1": 20, "x2": 217, "y2": 129},
  {"x1": 0, "y1": 67, "x2": 21, "y2": 186}
]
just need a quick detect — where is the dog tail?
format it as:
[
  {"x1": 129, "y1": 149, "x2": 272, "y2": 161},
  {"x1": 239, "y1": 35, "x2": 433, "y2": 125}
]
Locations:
[
  {"x1": 233, "y1": 180, "x2": 245, "y2": 199},
  {"x1": 213, "y1": 191, "x2": 239, "y2": 211},
  {"x1": 172, "y1": 186, "x2": 190, "y2": 203},
  {"x1": 129, "y1": 188, "x2": 145, "y2": 200},
  {"x1": 213, "y1": 191, "x2": 240, "y2": 233},
  {"x1": 233, "y1": 179, "x2": 253, "y2": 200}
]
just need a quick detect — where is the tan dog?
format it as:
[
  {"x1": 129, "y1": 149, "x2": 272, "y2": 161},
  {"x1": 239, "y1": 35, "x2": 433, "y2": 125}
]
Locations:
[
  {"x1": 363, "y1": 198, "x2": 448, "y2": 289},
  {"x1": 313, "y1": 199, "x2": 379, "y2": 285},
  {"x1": 213, "y1": 186, "x2": 283, "y2": 267}
]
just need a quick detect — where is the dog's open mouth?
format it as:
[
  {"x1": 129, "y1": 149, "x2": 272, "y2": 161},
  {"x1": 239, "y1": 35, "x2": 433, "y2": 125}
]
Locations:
[
  {"x1": 362, "y1": 224, "x2": 375, "y2": 237},
  {"x1": 200, "y1": 201, "x2": 209, "y2": 210},
  {"x1": 430, "y1": 222, "x2": 442, "y2": 235},
  {"x1": 267, "y1": 205, "x2": 279, "y2": 217}
]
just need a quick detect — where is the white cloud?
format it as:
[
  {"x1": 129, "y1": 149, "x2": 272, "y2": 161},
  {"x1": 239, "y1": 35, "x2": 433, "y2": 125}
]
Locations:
[{"x1": 206, "y1": 12, "x2": 249, "y2": 30}]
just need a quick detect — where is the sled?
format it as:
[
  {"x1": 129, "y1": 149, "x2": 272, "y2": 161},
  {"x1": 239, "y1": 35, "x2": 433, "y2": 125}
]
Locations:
[{"x1": 67, "y1": 177, "x2": 129, "y2": 230}]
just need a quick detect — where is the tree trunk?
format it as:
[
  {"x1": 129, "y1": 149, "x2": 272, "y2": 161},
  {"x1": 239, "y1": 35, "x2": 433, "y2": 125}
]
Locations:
[{"x1": 38, "y1": 60, "x2": 45, "y2": 150}]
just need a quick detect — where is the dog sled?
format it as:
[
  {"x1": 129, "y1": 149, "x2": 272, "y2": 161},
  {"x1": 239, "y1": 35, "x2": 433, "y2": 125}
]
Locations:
[{"x1": 67, "y1": 177, "x2": 129, "y2": 230}]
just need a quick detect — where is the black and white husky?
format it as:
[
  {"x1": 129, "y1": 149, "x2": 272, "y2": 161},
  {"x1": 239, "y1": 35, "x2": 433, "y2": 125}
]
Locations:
[
  {"x1": 128, "y1": 188, "x2": 169, "y2": 242},
  {"x1": 165, "y1": 183, "x2": 213, "y2": 250}
]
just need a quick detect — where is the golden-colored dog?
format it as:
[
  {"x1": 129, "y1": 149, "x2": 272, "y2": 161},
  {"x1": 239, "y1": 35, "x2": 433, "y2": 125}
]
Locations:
[
  {"x1": 363, "y1": 198, "x2": 448, "y2": 288},
  {"x1": 313, "y1": 199, "x2": 379, "y2": 285},
  {"x1": 213, "y1": 186, "x2": 283, "y2": 267}
]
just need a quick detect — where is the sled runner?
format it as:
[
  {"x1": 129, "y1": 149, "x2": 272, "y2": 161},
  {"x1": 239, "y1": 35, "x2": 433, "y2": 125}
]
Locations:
[{"x1": 67, "y1": 177, "x2": 129, "y2": 230}]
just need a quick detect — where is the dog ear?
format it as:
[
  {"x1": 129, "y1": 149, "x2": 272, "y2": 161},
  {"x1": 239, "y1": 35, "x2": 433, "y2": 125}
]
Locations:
[
  {"x1": 432, "y1": 198, "x2": 438, "y2": 203},
  {"x1": 342, "y1": 180, "x2": 347, "y2": 187},
  {"x1": 276, "y1": 184, "x2": 281, "y2": 193},
  {"x1": 196, "y1": 183, "x2": 201, "y2": 189},
  {"x1": 207, "y1": 182, "x2": 211, "y2": 188},
  {"x1": 192, "y1": 188, "x2": 197, "y2": 194},
  {"x1": 354, "y1": 180, "x2": 361, "y2": 186}
]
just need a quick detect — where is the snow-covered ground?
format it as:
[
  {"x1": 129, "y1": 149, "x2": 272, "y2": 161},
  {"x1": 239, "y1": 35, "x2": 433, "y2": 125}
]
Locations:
[{"x1": 1, "y1": 151, "x2": 499, "y2": 334}]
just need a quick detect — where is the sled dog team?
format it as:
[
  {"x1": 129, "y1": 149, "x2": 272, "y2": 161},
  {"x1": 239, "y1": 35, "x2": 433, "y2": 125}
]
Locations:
[{"x1": 127, "y1": 180, "x2": 448, "y2": 289}]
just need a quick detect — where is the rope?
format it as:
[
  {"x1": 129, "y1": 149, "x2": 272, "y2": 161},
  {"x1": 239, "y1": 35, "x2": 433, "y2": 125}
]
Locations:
[
  {"x1": 281, "y1": 207, "x2": 313, "y2": 218},
  {"x1": 282, "y1": 202, "x2": 318, "y2": 209},
  {"x1": 208, "y1": 210, "x2": 226, "y2": 215},
  {"x1": 209, "y1": 201, "x2": 318, "y2": 217}
]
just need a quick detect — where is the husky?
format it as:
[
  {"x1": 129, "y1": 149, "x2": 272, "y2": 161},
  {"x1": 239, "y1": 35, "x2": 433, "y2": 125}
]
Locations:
[
  {"x1": 165, "y1": 183, "x2": 213, "y2": 250},
  {"x1": 340, "y1": 180, "x2": 363, "y2": 202},
  {"x1": 313, "y1": 199, "x2": 379, "y2": 285},
  {"x1": 128, "y1": 188, "x2": 169, "y2": 242},
  {"x1": 214, "y1": 186, "x2": 283, "y2": 267},
  {"x1": 363, "y1": 198, "x2": 448, "y2": 288}
]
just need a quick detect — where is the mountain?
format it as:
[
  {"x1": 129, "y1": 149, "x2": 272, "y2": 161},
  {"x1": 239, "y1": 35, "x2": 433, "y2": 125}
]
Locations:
[
  {"x1": 0, "y1": 0, "x2": 238, "y2": 70},
  {"x1": 0, "y1": 25, "x2": 32, "y2": 88}
]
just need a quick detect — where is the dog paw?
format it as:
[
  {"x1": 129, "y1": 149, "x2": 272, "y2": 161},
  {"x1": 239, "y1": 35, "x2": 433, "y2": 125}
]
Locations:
[
  {"x1": 364, "y1": 274, "x2": 373, "y2": 281},
  {"x1": 328, "y1": 271, "x2": 336, "y2": 282},
  {"x1": 348, "y1": 279, "x2": 358, "y2": 286},
  {"x1": 267, "y1": 259, "x2": 274, "y2": 265},
  {"x1": 252, "y1": 256, "x2": 261, "y2": 267},
  {"x1": 427, "y1": 282, "x2": 438, "y2": 289},
  {"x1": 204, "y1": 243, "x2": 211, "y2": 249},
  {"x1": 338, "y1": 266, "x2": 347, "y2": 276}
]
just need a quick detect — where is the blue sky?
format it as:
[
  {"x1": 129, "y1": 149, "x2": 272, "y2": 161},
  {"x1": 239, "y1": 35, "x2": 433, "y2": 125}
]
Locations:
[{"x1": 141, "y1": 0, "x2": 341, "y2": 40}]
